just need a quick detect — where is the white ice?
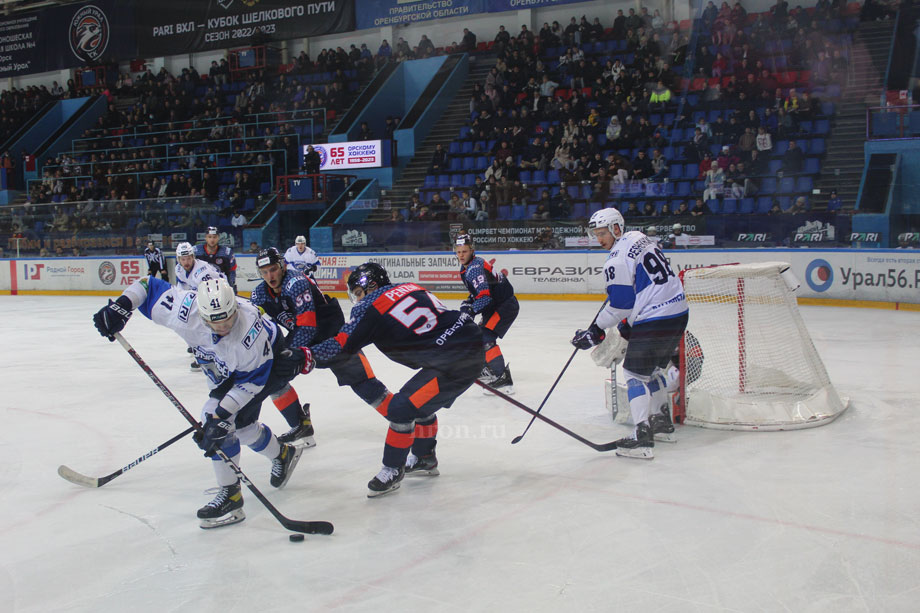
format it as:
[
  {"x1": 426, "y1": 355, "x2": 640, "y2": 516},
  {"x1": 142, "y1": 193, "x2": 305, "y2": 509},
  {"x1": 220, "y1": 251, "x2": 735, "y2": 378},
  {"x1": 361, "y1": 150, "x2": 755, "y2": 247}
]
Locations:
[{"x1": 2, "y1": 295, "x2": 919, "y2": 612}]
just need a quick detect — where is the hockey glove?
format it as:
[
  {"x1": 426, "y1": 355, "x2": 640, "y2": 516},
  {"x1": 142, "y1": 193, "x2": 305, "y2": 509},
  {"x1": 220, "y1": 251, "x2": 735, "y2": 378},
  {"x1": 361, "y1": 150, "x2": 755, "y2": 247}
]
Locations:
[
  {"x1": 459, "y1": 299, "x2": 475, "y2": 316},
  {"x1": 196, "y1": 414, "x2": 234, "y2": 458},
  {"x1": 275, "y1": 346, "x2": 316, "y2": 380},
  {"x1": 617, "y1": 320, "x2": 632, "y2": 341},
  {"x1": 571, "y1": 323, "x2": 606, "y2": 350},
  {"x1": 93, "y1": 296, "x2": 133, "y2": 341}
]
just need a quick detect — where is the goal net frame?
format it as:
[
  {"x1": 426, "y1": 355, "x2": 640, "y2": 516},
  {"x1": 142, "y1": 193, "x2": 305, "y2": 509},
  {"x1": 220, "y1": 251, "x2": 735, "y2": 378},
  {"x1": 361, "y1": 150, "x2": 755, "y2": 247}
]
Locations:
[{"x1": 674, "y1": 262, "x2": 848, "y2": 431}]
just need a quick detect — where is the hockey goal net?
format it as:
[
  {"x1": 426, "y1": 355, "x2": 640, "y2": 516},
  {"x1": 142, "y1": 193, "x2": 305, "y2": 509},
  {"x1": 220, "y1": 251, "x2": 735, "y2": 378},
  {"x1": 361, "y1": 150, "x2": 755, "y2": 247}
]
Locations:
[{"x1": 675, "y1": 262, "x2": 848, "y2": 430}]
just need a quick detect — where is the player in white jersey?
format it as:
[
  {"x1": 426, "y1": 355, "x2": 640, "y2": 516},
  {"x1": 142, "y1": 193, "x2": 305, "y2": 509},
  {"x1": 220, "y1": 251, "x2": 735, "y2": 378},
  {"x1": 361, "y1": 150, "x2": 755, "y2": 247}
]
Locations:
[
  {"x1": 92, "y1": 277, "x2": 313, "y2": 528},
  {"x1": 284, "y1": 235, "x2": 319, "y2": 278},
  {"x1": 174, "y1": 242, "x2": 225, "y2": 290},
  {"x1": 174, "y1": 241, "x2": 226, "y2": 370},
  {"x1": 571, "y1": 208, "x2": 688, "y2": 459}
]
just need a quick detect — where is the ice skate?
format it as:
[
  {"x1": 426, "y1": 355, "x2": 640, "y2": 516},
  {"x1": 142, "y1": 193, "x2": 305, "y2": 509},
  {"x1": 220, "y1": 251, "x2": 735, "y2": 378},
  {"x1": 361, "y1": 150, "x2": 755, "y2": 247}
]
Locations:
[
  {"x1": 197, "y1": 482, "x2": 245, "y2": 529},
  {"x1": 649, "y1": 405, "x2": 676, "y2": 443},
  {"x1": 477, "y1": 365, "x2": 497, "y2": 385},
  {"x1": 405, "y1": 451, "x2": 439, "y2": 476},
  {"x1": 270, "y1": 443, "x2": 303, "y2": 488},
  {"x1": 614, "y1": 422, "x2": 655, "y2": 460},
  {"x1": 483, "y1": 365, "x2": 513, "y2": 395},
  {"x1": 277, "y1": 403, "x2": 316, "y2": 448},
  {"x1": 367, "y1": 465, "x2": 405, "y2": 497}
]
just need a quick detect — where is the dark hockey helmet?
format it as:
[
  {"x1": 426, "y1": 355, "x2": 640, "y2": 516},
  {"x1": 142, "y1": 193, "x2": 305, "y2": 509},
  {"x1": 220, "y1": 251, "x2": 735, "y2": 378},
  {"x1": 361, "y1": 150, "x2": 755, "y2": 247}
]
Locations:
[
  {"x1": 256, "y1": 247, "x2": 283, "y2": 269},
  {"x1": 454, "y1": 232, "x2": 474, "y2": 247},
  {"x1": 347, "y1": 262, "x2": 390, "y2": 302}
]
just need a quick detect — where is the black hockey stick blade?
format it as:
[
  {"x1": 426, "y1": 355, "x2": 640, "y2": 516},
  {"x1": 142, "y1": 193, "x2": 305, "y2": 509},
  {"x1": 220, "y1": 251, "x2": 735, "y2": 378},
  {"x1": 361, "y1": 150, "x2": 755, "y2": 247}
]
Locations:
[
  {"x1": 475, "y1": 380, "x2": 618, "y2": 452},
  {"x1": 57, "y1": 426, "x2": 196, "y2": 488}
]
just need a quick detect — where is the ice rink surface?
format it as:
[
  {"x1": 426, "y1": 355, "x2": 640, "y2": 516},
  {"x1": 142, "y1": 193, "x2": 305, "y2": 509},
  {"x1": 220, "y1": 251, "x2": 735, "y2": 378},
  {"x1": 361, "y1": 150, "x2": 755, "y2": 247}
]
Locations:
[{"x1": 2, "y1": 295, "x2": 919, "y2": 612}]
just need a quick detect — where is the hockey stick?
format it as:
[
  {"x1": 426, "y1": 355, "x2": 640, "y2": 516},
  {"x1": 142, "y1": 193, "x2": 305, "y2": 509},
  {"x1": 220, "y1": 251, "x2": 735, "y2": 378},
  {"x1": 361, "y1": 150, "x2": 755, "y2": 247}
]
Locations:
[
  {"x1": 510, "y1": 299, "x2": 610, "y2": 445},
  {"x1": 476, "y1": 380, "x2": 618, "y2": 452},
  {"x1": 112, "y1": 333, "x2": 334, "y2": 535},
  {"x1": 58, "y1": 426, "x2": 195, "y2": 488}
]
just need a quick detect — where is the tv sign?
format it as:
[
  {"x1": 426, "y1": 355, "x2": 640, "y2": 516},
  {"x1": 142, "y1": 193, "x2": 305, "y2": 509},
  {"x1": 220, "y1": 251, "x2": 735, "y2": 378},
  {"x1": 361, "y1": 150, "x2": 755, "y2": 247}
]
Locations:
[{"x1": 307, "y1": 140, "x2": 384, "y2": 170}]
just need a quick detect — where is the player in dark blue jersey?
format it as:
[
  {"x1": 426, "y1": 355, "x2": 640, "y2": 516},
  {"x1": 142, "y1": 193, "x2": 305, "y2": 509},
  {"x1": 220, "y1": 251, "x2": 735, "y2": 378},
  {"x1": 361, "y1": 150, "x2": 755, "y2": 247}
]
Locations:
[
  {"x1": 307, "y1": 262, "x2": 484, "y2": 497},
  {"x1": 455, "y1": 233, "x2": 519, "y2": 394},
  {"x1": 195, "y1": 226, "x2": 237, "y2": 290},
  {"x1": 251, "y1": 248, "x2": 390, "y2": 445}
]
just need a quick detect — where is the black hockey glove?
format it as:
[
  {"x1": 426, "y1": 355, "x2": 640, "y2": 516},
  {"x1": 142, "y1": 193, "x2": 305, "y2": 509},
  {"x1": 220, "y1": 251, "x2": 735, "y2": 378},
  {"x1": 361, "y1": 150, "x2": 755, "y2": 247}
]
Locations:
[
  {"x1": 274, "y1": 346, "x2": 316, "y2": 380},
  {"x1": 617, "y1": 320, "x2": 632, "y2": 341},
  {"x1": 93, "y1": 296, "x2": 133, "y2": 341},
  {"x1": 571, "y1": 323, "x2": 606, "y2": 350},
  {"x1": 459, "y1": 299, "x2": 475, "y2": 316},
  {"x1": 196, "y1": 414, "x2": 234, "y2": 458}
]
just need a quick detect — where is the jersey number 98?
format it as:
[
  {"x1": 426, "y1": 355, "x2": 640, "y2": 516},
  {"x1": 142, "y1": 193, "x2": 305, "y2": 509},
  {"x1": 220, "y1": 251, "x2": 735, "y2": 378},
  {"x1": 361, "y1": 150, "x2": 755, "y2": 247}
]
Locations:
[{"x1": 642, "y1": 248, "x2": 675, "y2": 285}]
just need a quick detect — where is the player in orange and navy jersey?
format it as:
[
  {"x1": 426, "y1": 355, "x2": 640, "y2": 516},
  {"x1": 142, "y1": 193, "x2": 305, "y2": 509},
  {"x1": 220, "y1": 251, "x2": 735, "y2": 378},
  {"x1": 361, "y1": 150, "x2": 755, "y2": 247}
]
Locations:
[
  {"x1": 250, "y1": 248, "x2": 389, "y2": 447},
  {"x1": 455, "y1": 233, "x2": 519, "y2": 394},
  {"x1": 308, "y1": 262, "x2": 484, "y2": 497}
]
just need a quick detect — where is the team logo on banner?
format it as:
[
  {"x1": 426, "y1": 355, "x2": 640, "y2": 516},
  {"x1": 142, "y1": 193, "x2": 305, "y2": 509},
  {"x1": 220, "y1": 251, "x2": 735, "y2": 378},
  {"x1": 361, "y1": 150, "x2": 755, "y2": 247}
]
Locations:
[
  {"x1": 805, "y1": 258, "x2": 833, "y2": 292},
  {"x1": 313, "y1": 145, "x2": 329, "y2": 167},
  {"x1": 218, "y1": 0, "x2": 235, "y2": 9},
  {"x1": 98, "y1": 261, "x2": 116, "y2": 285},
  {"x1": 69, "y1": 5, "x2": 110, "y2": 63}
]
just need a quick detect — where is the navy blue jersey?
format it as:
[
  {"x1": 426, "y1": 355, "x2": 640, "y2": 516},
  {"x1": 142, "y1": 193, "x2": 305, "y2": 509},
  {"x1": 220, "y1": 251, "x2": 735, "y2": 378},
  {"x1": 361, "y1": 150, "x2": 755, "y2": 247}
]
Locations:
[
  {"x1": 313, "y1": 282, "x2": 481, "y2": 371},
  {"x1": 250, "y1": 269, "x2": 344, "y2": 348},
  {"x1": 194, "y1": 243, "x2": 236, "y2": 286},
  {"x1": 460, "y1": 256, "x2": 515, "y2": 314}
]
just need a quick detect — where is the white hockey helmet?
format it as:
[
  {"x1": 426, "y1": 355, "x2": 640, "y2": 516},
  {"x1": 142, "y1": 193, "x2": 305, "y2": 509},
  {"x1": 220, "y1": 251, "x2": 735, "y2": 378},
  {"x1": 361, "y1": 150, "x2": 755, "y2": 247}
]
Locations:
[
  {"x1": 197, "y1": 278, "x2": 238, "y2": 325},
  {"x1": 587, "y1": 207, "x2": 625, "y2": 240},
  {"x1": 295, "y1": 235, "x2": 306, "y2": 244},
  {"x1": 176, "y1": 242, "x2": 195, "y2": 257}
]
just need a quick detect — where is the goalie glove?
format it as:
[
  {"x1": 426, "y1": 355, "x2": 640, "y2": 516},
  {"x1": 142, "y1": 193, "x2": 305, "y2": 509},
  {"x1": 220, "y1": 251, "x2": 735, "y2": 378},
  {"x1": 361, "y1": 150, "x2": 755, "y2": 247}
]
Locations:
[
  {"x1": 571, "y1": 323, "x2": 605, "y2": 350},
  {"x1": 591, "y1": 327, "x2": 629, "y2": 368}
]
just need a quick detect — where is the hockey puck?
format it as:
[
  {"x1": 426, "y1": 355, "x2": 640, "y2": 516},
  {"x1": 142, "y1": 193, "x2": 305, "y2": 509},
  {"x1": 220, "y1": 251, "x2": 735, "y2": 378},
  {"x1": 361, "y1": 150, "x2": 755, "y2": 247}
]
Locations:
[{"x1": 289, "y1": 533, "x2": 305, "y2": 542}]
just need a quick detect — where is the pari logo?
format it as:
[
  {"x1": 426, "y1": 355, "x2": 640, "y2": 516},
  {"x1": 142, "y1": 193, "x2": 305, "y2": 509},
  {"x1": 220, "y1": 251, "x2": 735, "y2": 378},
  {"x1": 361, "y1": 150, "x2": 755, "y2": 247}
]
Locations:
[
  {"x1": 23, "y1": 263, "x2": 44, "y2": 280},
  {"x1": 69, "y1": 5, "x2": 110, "y2": 63},
  {"x1": 805, "y1": 259, "x2": 833, "y2": 292}
]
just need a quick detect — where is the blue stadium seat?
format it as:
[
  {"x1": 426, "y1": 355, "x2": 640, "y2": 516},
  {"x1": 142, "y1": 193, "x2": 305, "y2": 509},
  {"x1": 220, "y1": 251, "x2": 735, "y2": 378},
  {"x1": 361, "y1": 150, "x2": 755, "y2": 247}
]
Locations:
[
  {"x1": 461, "y1": 141, "x2": 473, "y2": 154},
  {"x1": 449, "y1": 158, "x2": 463, "y2": 172},
  {"x1": 424, "y1": 175, "x2": 437, "y2": 188},
  {"x1": 547, "y1": 169, "x2": 561, "y2": 183},
  {"x1": 462, "y1": 157, "x2": 476, "y2": 171},
  {"x1": 815, "y1": 119, "x2": 830, "y2": 134},
  {"x1": 804, "y1": 158, "x2": 820, "y2": 174},
  {"x1": 676, "y1": 181, "x2": 692, "y2": 197},
  {"x1": 520, "y1": 170, "x2": 532, "y2": 184},
  {"x1": 497, "y1": 205, "x2": 511, "y2": 220},
  {"x1": 437, "y1": 175, "x2": 451, "y2": 188},
  {"x1": 739, "y1": 198, "x2": 755, "y2": 214},
  {"x1": 668, "y1": 164, "x2": 683, "y2": 180},
  {"x1": 769, "y1": 159, "x2": 783, "y2": 174},
  {"x1": 796, "y1": 176, "x2": 814, "y2": 192},
  {"x1": 533, "y1": 169, "x2": 547, "y2": 183},
  {"x1": 872, "y1": 113, "x2": 898, "y2": 137},
  {"x1": 779, "y1": 177, "x2": 796, "y2": 193},
  {"x1": 511, "y1": 204, "x2": 527, "y2": 220},
  {"x1": 572, "y1": 201, "x2": 587, "y2": 218},
  {"x1": 760, "y1": 178, "x2": 777, "y2": 194},
  {"x1": 809, "y1": 138, "x2": 826, "y2": 154},
  {"x1": 684, "y1": 163, "x2": 699, "y2": 178},
  {"x1": 755, "y1": 197, "x2": 773, "y2": 214},
  {"x1": 721, "y1": 199, "x2": 739, "y2": 214},
  {"x1": 448, "y1": 142, "x2": 461, "y2": 154}
]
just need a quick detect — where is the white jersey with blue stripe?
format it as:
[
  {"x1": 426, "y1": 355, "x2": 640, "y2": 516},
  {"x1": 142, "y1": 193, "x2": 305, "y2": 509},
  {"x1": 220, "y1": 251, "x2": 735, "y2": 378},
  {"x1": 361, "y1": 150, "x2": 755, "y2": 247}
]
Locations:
[
  {"x1": 127, "y1": 276, "x2": 278, "y2": 415},
  {"x1": 596, "y1": 230, "x2": 688, "y2": 329},
  {"x1": 175, "y1": 259, "x2": 225, "y2": 290},
  {"x1": 284, "y1": 245, "x2": 319, "y2": 276}
]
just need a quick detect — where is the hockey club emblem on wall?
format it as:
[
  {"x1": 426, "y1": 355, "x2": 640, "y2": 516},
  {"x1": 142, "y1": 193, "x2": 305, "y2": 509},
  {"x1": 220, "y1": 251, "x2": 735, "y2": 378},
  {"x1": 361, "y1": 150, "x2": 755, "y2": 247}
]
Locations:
[
  {"x1": 98, "y1": 261, "x2": 116, "y2": 285},
  {"x1": 69, "y1": 5, "x2": 110, "y2": 63},
  {"x1": 313, "y1": 145, "x2": 329, "y2": 168}
]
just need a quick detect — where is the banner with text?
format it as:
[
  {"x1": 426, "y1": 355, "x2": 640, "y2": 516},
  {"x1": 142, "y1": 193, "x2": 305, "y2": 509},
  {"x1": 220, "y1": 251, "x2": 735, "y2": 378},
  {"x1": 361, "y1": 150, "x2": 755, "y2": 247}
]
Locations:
[
  {"x1": 135, "y1": 0, "x2": 354, "y2": 57},
  {"x1": 309, "y1": 140, "x2": 385, "y2": 170},
  {"x1": 355, "y1": 0, "x2": 487, "y2": 29},
  {"x1": 0, "y1": 0, "x2": 135, "y2": 79}
]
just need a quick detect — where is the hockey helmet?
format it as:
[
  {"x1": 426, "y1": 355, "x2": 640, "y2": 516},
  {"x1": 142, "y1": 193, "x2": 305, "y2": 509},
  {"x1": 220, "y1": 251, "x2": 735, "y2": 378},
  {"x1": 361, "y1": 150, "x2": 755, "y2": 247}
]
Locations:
[
  {"x1": 587, "y1": 208, "x2": 625, "y2": 242},
  {"x1": 206, "y1": 226, "x2": 219, "y2": 236},
  {"x1": 256, "y1": 247, "x2": 283, "y2": 269},
  {"x1": 347, "y1": 262, "x2": 390, "y2": 303},
  {"x1": 197, "y1": 278, "x2": 238, "y2": 334},
  {"x1": 176, "y1": 242, "x2": 195, "y2": 257},
  {"x1": 295, "y1": 235, "x2": 307, "y2": 245},
  {"x1": 454, "y1": 233, "x2": 474, "y2": 247}
]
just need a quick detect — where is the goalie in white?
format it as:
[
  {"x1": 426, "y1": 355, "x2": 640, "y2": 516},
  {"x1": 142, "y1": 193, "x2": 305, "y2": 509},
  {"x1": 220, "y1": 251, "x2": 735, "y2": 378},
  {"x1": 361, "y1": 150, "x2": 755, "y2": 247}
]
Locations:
[
  {"x1": 571, "y1": 208, "x2": 688, "y2": 459},
  {"x1": 284, "y1": 235, "x2": 319, "y2": 278}
]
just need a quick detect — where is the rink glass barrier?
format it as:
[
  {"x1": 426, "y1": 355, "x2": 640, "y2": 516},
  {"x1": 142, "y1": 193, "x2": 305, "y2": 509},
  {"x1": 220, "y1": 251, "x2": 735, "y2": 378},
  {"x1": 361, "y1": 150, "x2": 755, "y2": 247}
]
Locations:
[{"x1": 3, "y1": 248, "x2": 920, "y2": 308}]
